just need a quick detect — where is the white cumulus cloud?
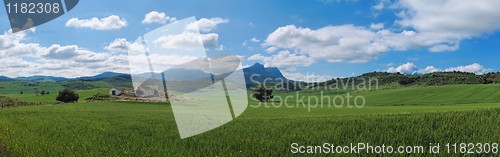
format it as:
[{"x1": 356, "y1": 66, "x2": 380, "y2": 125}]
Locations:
[
  {"x1": 0, "y1": 30, "x2": 129, "y2": 78},
  {"x1": 187, "y1": 18, "x2": 229, "y2": 33},
  {"x1": 396, "y1": 0, "x2": 500, "y2": 37},
  {"x1": 105, "y1": 38, "x2": 147, "y2": 53},
  {"x1": 265, "y1": 25, "x2": 392, "y2": 63},
  {"x1": 248, "y1": 50, "x2": 315, "y2": 71},
  {"x1": 250, "y1": 37, "x2": 260, "y2": 43},
  {"x1": 142, "y1": 11, "x2": 176, "y2": 24},
  {"x1": 153, "y1": 32, "x2": 219, "y2": 50},
  {"x1": 386, "y1": 63, "x2": 492, "y2": 75},
  {"x1": 260, "y1": 0, "x2": 500, "y2": 71},
  {"x1": 418, "y1": 66, "x2": 441, "y2": 74},
  {"x1": 0, "y1": 30, "x2": 41, "y2": 57},
  {"x1": 372, "y1": 0, "x2": 385, "y2": 10},
  {"x1": 65, "y1": 15, "x2": 127, "y2": 30},
  {"x1": 386, "y1": 62, "x2": 418, "y2": 74},
  {"x1": 370, "y1": 23, "x2": 384, "y2": 30},
  {"x1": 445, "y1": 63, "x2": 491, "y2": 74}
]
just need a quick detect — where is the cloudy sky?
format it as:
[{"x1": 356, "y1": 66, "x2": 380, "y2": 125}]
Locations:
[{"x1": 1, "y1": 0, "x2": 500, "y2": 81}]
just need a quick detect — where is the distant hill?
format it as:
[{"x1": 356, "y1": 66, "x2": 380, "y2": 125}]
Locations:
[
  {"x1": 127, "y1": 63, "x2": 290, "y2": 88},
  {"x1": 131, "y1": 63, "x2": 291, "y2": 89},
  {"x1": 76, "y1": 72, "x2": 130, "y2": 81},
  {"x1": 243, "y1": 63, "x2": 288, "y2": 86},
  {"x1": 98, "y1": 75, "x2": 133, "y2": 88},
  {"x1": 0, "y1": 63, "x2": 290, "y2": 84},
  {"x1": 321, "y1": 71, "x2": 500, "y2": 88},
  {"x1": 0, "y1": 72, "x2": 131, "y2": 83},
  {"x1": 15, "y1": 76, "x2": 70, "y2": 82},
  {"x1": 163, "y1": 68, "x2": 212, "y2": 81},
  {"x1": 3, "y1": 64, "x2": 500, "y2": 92},
  {"x1": 0, "y1": 76, "x2": 14, "y2": 81},
  {"x1": 3, "y1": 65, "x2": 500, "y2": 90}
]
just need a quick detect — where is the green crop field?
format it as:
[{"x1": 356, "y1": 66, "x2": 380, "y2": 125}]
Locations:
[
  {"x1": 0, "y1": 81, "x2": 113, "y2": 103},
  {"x1": 0, "y1": 84, "x2": 499, "y2": 156},
  {"x1": 0, "y1": 82, "x2": 63, "y2": 95},
  {"x1": 2, "y1": 88, "x2": 110, "y2": 103}
]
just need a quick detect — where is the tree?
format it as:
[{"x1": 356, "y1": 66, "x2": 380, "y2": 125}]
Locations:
[
  {"x1": 20, "y1": 91, "x2": 23, "y2": 95},
  {"x1": 252, "y1": 86, "x2": 274, "y2": 102},
  {"x1": 56, "y1": 89, "x2": 79, "y2": 103},
  {"x1": 40, "y1": 90, "x2": 46, "y2": 95}
]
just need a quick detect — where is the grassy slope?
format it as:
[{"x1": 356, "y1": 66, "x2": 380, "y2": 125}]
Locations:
[
  {"x1": 271, "y1": 84, "x2": 500, "y2": 107},
  {"x1": 0, "y1": 84, "x2": 499, "y2": 155},
  {"x1": 359, "y1": 84, "x2": 500, "y2": 106}
]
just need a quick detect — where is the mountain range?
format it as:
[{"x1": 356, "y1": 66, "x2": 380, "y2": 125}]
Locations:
[
  {"x1": 0, "y1": 63, "x2": 289, "y2": 85},
  {"x1": 0, "y1": 72, "x2": 130, "y2": 82},
  {"x1": 3, "y1": 63, "x2": 499, "y2": 89}
]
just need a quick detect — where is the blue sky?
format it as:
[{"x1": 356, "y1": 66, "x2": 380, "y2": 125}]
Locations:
[{"x1": 1, "y1": 0, "x2": 500, "y2": 81}]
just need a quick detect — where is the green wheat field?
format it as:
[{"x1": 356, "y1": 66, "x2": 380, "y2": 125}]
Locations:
[{"x1": 0, "y1": 81, "x2": 499, "y2": 156}]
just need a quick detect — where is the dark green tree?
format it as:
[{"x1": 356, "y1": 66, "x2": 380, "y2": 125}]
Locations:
[
  {"x1": 56, "y1": 89, "x2": 79, "y2": 103},
  {"x1": 252, "y1": 86, "x2": 274, "y2": 102}
]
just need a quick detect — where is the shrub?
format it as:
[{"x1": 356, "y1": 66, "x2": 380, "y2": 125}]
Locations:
[
  {"x1": 252, "y1": 86, "x2": 274, "y2": 102},
  {"x1": 0, "y1": 96, "x2": 40, "y2": 108},
  {"x1": 56, "y1": 89, "x2": 79, "y2": 103},
  {"x1": 85, "y1": 93, "x2": 112, "y2": 102}
]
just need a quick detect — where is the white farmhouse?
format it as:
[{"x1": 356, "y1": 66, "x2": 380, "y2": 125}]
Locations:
[{"x1": 109, "y1": 87, "x2": 129, "y2": 96}]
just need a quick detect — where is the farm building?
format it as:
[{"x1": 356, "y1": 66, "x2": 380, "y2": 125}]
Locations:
[
  {"x1": 135, "y1": 84, "x2": 162, "y2": 98},
  {"x1": 109, "y1": 87, "x2": 130, "y2": 96}
]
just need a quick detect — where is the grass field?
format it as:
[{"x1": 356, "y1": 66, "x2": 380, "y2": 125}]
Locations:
[
  {"x1": 0, "y1": 82, "x2": 63, "y2": 95},
  {"x1": 0, "y1": 81, "x2": 113, "y2": 103},
  {"x1": 2, "y1": 88, "x2": 110, "y2": 103},
  {"x1": 0, "y1": 84, "x2": 499, "y2": 156},
  {"x1": 272, "y1": 84, "x2": 500, "y2": 109}
]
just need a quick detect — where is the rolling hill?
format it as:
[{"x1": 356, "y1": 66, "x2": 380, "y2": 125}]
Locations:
[
  {"x1": 76, "y1": 72, "x2": 130, "y2": 81},
  {"x1": 357, "y1": 84, "x2": 500, "y2": 106},
  {"x1": 0, "y1": 72, "x2": 130, "y2": 82},
  {"x1": 0, "y1": 76, "x2": 14, "y2": 81}
]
